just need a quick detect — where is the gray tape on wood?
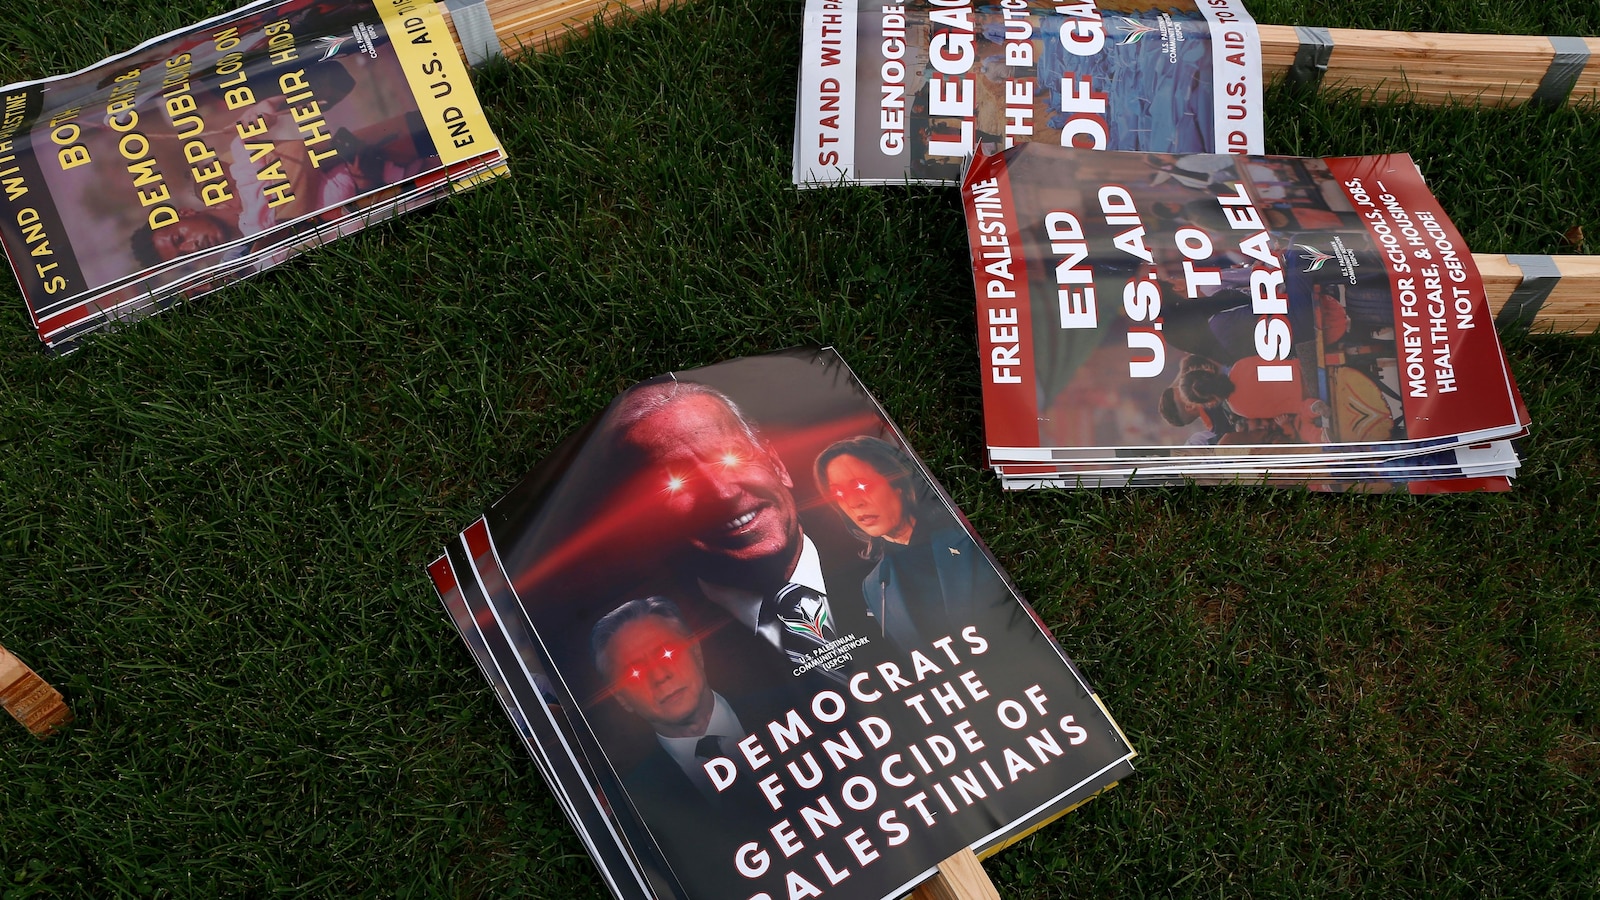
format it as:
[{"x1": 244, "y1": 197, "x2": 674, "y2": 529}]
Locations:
[
  {"x1": 1287, "y1": 26, "x2": 1333, "y2": 88},
  {"x1": 1496, "y1": 255, "x2": 1562, "y2": 329},
  {"x1": 1531, "y1": 36, "x2": 1590, "y2": 107},
  {"x1": 445, "y1": 0, "x2": 500, "y2": 66}
]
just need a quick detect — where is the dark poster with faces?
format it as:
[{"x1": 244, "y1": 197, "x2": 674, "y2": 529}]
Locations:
[{"x1": 436, "y1": 348, "x2": 1136, "y2": 900}]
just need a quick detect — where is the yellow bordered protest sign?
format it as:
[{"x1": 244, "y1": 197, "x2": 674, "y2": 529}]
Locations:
[{"x1": 377, "y1": 0, "x2": 507, "y2": 187}]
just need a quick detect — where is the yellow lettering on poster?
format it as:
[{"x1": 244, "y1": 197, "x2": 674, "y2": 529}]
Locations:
[{"x1": 374, "y1": 0, "x2": 504, "y2": 174}]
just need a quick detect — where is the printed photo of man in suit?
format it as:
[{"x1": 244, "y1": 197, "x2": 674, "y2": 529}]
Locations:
[
  {"x1": 590, "y1": 595, "x2": 790, "y2": 897},
  {"x1": 590, "y1": 596, "x2": 748, "y2": 801},
  {"x1": 603, "y1": 379, "x2": 875, "y2": 690}
]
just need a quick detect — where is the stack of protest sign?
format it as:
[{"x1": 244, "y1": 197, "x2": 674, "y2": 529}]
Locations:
[
  {"x1": 794, "y1": 0, "x2": 1263, "y2": 185},
  {"x1": 791, "y1": 0, "x2": 1600, "y2": 190},
  {"x1": 428, "y1": 348, "x2": 1136, "y2": 899},
  {"x1": 960, "y1": 143, "x2": 1529, "y2": 492},
  {"x1": 0, "y1": 0, "x2": 506, "y2": 353}
]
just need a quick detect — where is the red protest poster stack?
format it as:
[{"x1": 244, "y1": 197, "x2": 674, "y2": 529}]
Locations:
[{"x1": 960, "y1": 143, "x2": 1528, "y2": 492}]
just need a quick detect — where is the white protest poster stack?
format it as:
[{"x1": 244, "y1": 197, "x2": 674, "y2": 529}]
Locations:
[
  {"x1": 960, "y1": 143, "x2": 1528, "y2": 493},
  {"x1": 0, "y1": 0, "x2": 507, "y2": 353},
  {"x1": 794, "y1": 0, "x2": 1262, "y2": 186},
  {"x1": 429, "y1": 348, "x2": 1136, "y2": 899}
]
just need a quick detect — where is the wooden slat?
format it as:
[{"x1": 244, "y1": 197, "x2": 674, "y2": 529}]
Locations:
[
  {"x1": 1474, "y1": 254, "x2": 1600, "y2": 334},
  {"x1": 911, "y1": 848, "x2": 1003, "y2": 900},
  {"x1": 1260, "y1": 25, "x2": 1600, "y2": 107},
  {"x1": 0, "y1": 643, "x2": 73, "y2": 738}
]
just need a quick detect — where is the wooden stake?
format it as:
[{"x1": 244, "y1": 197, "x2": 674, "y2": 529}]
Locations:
[
  {"x1": 911, "y1": 848, "x2": 1003, "y2": 900},
  {"x1": 0, "y1": 642, "x2": 73, "y2": 738},
  {"x1": 1259, "y1": 26, "x2": 1600, "y2": 108},
  {"x1": 1475, "y1": 254, "x2": 1600, "y2": 334},
  {"x1": 442, "y1": 0, "x2": 663, "y2": 58}
]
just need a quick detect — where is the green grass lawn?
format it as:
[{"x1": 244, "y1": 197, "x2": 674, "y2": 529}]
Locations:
[{"x1": 1, "y1": 0, "x2": 1597, "y2": 896}]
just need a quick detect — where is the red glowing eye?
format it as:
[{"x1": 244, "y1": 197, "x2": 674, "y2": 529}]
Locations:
[
  {"x1": 719, "y1": 452, "x2": 742, "y2": 468},
  {"x1": 664, "y1": 474, "x2": 686, "y2": 493},
  {"x1": 629, "y1": 668, "x2": 642, "y2": 681}
]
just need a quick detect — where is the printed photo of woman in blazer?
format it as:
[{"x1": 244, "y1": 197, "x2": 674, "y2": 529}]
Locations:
[{"x1": 813, "y1": 436, "x2": 1017, "y2": 651}]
